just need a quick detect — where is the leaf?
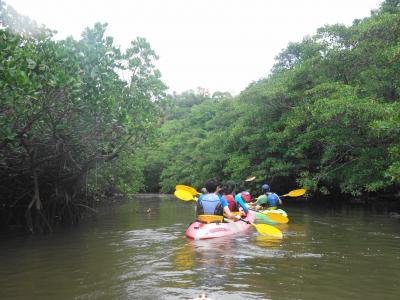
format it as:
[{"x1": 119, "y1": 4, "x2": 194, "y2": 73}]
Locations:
[{"x1": 26, "y1": 58, "x2": 36, "y2": 69}]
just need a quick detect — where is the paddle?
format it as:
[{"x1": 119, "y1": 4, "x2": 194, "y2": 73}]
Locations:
[
  {"x1": 175, "y1": 184, "x2": 200, "y2": 196},
  {"x1": 174, "y1": 189, "x2": 197, "y2": 201},
  {"x1": 240, "y1": 219, "x2": 283, "y2": 238},
  {"x1": 262, "y1": 211, "x2": 289, "y2": 224},
  {"x1": 280, "y1": 188, "x2": 306, "y2": 197},
  {"x1": 244, "y1": 176, "x2": 256, "y2": 182}
]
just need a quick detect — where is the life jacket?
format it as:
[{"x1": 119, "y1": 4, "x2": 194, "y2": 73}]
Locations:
[
  {"x1": 267, "y1": 192, "x2": 280, "y2": 207},
  {"x1": 197, "y1": 193, "x2": 223, "y2": 215},
  {"x1": 241, "y1": 191, "x2": 251, "y2": 203},
  {"x1": 223, "y1": 194, "x2": 238, "y2": 211}
]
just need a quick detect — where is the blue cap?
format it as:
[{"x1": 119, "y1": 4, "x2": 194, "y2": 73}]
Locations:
[{"x1": 261, "y1": 184, "x2": 270, "y2": 192}]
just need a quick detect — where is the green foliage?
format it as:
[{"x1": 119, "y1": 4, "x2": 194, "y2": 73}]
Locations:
[
  {"x1": 138, "y1": 2, "x2": 400, "y2": 199},
  {"x1": 0, "y1": 3, "x2": 166, "y2": 232}
]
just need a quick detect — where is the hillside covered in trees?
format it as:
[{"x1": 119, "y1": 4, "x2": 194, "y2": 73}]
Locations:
[
  {"x1": 138, "y1": 0, "x2": 400, "y2": 203},
  {"x1": 1, "y1": 0, "x2": 399, "y2": 232}
]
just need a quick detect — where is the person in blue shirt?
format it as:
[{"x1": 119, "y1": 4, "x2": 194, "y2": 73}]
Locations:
[{"x1": 196, "y1": 179, "x2": 237, "y2": 220}]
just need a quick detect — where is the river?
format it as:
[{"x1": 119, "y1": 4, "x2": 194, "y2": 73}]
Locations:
[{"x1": 0, "y1": 194, "x2": 399, "y2": 300}]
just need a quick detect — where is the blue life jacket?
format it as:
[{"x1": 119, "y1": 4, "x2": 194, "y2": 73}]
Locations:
[
  {"x1": 267, "y1": 192, "x2": 280, "y2": 207},
  {"x1": 197, "y1": 193, "x2": 223, "y2": 215}
]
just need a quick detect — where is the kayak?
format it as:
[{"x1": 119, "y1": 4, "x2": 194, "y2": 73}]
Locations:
[
  {"x1": 244, "y1": 203, "x2": 288, "y2": 218},
  {"x1": 185, "y1": 210, "x2": 255, "y2": 240},
  {"x1": 253, "y1": 208, "x2": 289, "y2": 224},
  {"x1": 253, "y1": 211, "x2": 279, "y2": 225},
  {"x1": 260, "y1": 208, "x2": 288, "y2": 217}
]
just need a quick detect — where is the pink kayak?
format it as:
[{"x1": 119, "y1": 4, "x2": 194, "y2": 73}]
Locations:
[{"x1": 185, "y1": 210, "x2": 255, "y2": 240}]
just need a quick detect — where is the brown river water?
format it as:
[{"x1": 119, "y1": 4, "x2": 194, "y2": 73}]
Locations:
[{"x1": 0, "y1": 194, "x2": 399, "y2": 300}]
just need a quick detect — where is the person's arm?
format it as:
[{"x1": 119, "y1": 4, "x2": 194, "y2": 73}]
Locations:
[
  {"x1": 218, "y1": 194, "x2": 237, "y2": 219},
  {"x1": 196, "y1": 196, "x2": 203, "y2": 216},
  {"x1": 223, "y1": 206, "x2": 236, "y2": 219},
  {"x1": 255, "y1": 195, "x2": 263, "y2": 205}
]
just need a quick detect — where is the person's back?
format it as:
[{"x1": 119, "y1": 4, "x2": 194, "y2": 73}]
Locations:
[
  {"x1": 221, "y1": 182, "x2": 237, "y2": 211},
  {"x1": 255, "y1": 183, "x2": 282, "y2": 210},
  {"x1": 197, "y1": 179, "x2": 224, "y2": 216},
  {"x1": 198, "y1": 193, "x2": 223, "y2": 215},
  {"x1": 224, "y1": 194, "x2": 235, "y2": 211},
  {"x1": 266, "y1": 192, "x2": 280, "y2": 209}
]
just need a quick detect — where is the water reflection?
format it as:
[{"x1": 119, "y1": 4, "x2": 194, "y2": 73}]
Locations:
[
  {"x1": 194, "y1": 237, "x2": 236, "y2": 285},
  {"x1": 254, "y1": 235, "x2": 282, "y2": 249},
  {"x1": 174, "y1": 237, "x2": 237, "y2": 288},
  {"x1": 174, "y1": 242, "x2": 195, "y2": 271}
]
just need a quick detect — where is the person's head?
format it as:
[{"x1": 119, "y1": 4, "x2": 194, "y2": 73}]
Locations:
[
  {"x1": 261, "y1": 183, "x2": 270, "y2": 193},
  {"x1": 204, "y1": 178, "x2": 220, "y2": 193},
  {"x1": 221, "y1": 182, "x2": 234, "y2": 195}
]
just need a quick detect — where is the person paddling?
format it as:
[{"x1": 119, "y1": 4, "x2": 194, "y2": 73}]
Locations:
[
  {"x1": 196, "y1": 179, "x2": 237, "y2": 220},
  {"x1": 254, "y1": 184, "x2": 282, "y2": 211},
  {"x1": 221, "y1": 182, "x2": 236, "y2": 211},
  {"x1": 221, "y1": 182, "x2": 249, "y2": 218}
]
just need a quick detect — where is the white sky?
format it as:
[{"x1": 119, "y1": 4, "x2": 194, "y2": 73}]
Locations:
[{"x1": 6, "y1": 0, "x2": 383, "y2": 95}]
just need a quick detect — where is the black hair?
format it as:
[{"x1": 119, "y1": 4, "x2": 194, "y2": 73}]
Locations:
[
  {"x1": 221, "y1": 181, "x2": 235, "y2": 195},
  {"x1": 204, "y1": 178, "x2": 219, "y2": 193}
]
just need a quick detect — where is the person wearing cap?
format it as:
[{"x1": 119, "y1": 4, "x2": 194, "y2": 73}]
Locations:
[{"x1": 254, "y1": 183, "x2": 282, "y2": 211}]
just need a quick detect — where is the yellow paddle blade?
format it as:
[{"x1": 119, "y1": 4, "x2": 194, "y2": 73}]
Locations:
[
  {"x1": 244, "y1": 176, "x2": 256, "y2": 182},
  {"x1": 264, "y1": 212, "x2": 289, "y2": 224},
  {"x1": 175, "y1": 184, "x2": 200, "y2": 195},
  {"x1": 174, "y1": 189, "x2": 196, "y2": 201},
  {"x1": 252, "y1": 223, "x2": 283, "y2": 238},
  {"x1": 281, "y1": 188, "x2": 306, "y2": 197}
]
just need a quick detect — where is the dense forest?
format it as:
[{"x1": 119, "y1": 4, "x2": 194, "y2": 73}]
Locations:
[
  {"x1": 1, "y1": 0, "x2": 399, "y2": 232},
  {"x1": 0, "y1": 2, "x2": 166, "y2": 232},
  {"x1": 139, "y1": 0, "x2": 400, "y2": 201}
]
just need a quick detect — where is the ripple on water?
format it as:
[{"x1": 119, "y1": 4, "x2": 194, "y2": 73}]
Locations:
[
  {"x1": 235, "y1": 241, "x2": 289, "y2": 258},
  {"x1": 290, "y1": 252, "x2": 323, "y2": 258},
  {"x1": 367, "y1": 231, "x2": 387, "y2": 236},
  {"x1": 123, "y1": 227, "x2": 179, "y2": 246}
]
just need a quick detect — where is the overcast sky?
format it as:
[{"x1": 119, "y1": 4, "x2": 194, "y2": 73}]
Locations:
[{"x1": 6, "y1": 0, "x2": 383, "y2": 95}]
